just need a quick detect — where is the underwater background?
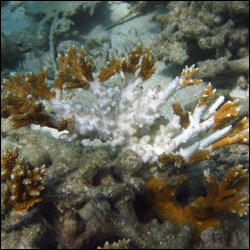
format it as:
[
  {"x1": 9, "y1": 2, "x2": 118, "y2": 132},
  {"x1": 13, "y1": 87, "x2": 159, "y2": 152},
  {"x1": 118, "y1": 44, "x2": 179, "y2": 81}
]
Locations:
[{"x1": 1, "y1": 1, "x2": 249, "y2": 249}]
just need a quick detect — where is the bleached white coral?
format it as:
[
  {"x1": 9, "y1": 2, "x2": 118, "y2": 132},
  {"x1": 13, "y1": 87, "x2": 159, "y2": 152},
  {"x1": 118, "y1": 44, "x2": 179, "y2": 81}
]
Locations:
[{"x1": 47, "y1": 60, "x2": 248, "y2": 164}]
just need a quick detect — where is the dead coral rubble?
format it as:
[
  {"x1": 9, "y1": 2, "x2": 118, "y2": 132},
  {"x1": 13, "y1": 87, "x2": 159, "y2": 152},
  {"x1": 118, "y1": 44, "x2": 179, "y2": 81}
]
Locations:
[{"x1": 153, "y1": 1, "x2": 249, "y2": 79}]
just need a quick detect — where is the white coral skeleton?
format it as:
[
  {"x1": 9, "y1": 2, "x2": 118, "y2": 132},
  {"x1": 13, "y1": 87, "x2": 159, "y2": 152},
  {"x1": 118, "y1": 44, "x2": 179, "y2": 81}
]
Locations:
[
  {"x1": 46, "y1": 47, "x2": 248, "y2": 165},
  {"x1": 2, "y1": 46, "x2": 249, "y2": 166}
]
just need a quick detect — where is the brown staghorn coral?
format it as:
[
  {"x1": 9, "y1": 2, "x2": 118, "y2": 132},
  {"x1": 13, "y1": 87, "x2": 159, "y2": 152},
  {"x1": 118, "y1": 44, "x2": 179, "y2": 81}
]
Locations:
[
  {"x1": 55, "y1": 47, "x2": 94, "y2": 91},
  {"x1": 98, "y1": 45, "x2": 156, "y2": 82},
  {"x1": 1, "y1": 70, "x2": 69, "y2": 131},
  {"x1": 1, "y1": 149, "x2": 46, "y2": 213},
  {"x1": 1, "y1": 46, "x2": 248, "y2": 168},
  {"x1": 1, "y1": 45, "x2": 156, "y2": 132},
  {"x1": 144, "y1": 165, "x2": 249, "y2": 238}
]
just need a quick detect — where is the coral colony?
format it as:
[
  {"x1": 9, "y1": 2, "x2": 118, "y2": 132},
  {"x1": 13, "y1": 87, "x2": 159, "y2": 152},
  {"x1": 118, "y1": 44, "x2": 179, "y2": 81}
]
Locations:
[
  {"x1": 1, "y1": 149, "x2": 46, "y2": 213},
  {"x1": 1, "y1": 45, "x2": 249, "y2": 236}
]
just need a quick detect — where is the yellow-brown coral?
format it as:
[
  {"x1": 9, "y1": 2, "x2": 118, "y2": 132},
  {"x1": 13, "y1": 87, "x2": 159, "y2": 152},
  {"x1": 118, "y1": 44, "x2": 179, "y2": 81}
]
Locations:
[
  {"x1": 1, "y1": 71, "x2": 70, "y2": 131},
  {"x1": 98, "y1": 45, "x2": 156, "y2": 82},
  {"x1": 98, "y1": 56, "x2": 126, "y2": 82},
  {"x1": 180, "y1": 65, "x2": 202, "y2": 86},
  {"x1": 172, "y1": 102, "x2": 190, "y2": 128},
  {"x1": 55, "y1": 47, "x2": 94, "y2": 91},
  {"x1": 1, "y1": 149, "x2": 46, "y2": 213},
  {"x1": 211, "y1": 117, "x2": 249, "y2": 150},
  {"x1": 1, "y1": 45, "x2": 156, "y2": 132},
  {"x1": 144, "y1": 165, "x2": 249, "y2": 238}
]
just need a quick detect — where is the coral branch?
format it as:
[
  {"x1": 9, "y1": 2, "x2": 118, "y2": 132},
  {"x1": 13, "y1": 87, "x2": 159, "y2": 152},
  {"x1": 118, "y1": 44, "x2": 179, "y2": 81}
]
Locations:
[
  {"x1": 98, "y1": 45, "x2": 155, "y2": 82},
  {"x1": 122, "y1": 44, "x2": 142, "y2": 74},
  {"x1": 55, "y1": 47, "x2": 94, "y2": 90},
  {"x1": 180, "y1": 65, "x2": 203, "y2": 86},
  {"x1": 211, "y1": 117, "x2": 249, "y2": 150},
  {"x1": 144, "y1": 165, "x2": 249, "y2": 237},
  {"x1": 98, "y1": 56, "x2": 126, "y2": 82},
  {"x1": 138, "y1": 48, "x2": 156, "y2": 81},
  {"x1": 1, "y1": 149, "x2": 46, "y2": 213},
  {"x1": 1, "y1": 71, "x2": 70, "y2": 131},
  {"x1": 172, "y1": 102, "x2": 189, "y2": 128}
]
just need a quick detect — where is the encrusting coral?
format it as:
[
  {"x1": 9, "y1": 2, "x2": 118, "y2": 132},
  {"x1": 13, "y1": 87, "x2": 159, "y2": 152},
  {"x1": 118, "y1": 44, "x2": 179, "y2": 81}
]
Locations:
[
  {"x1": 1, "y1": 149, "x2": 46, "y2": 213},
  {"x1": 1, "y1": 45, "x2": 248, "y2": 166},
  {"x1": 144, "y1": 165, "x2": 249, "y2": 237}
]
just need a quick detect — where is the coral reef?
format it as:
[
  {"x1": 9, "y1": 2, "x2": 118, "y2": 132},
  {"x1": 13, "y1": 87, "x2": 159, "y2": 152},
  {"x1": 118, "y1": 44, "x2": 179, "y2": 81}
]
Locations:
[
  {"x1": 1, "y1": 46, "x2": 248, "y2": 166},
  {"x1": 1, "y1": 1, "x2": 249, "y2": 249},
  {"x1": 1, "y1": 149, "x2": 46, "y2": 213},
  {"x1": 1, "y1": 127, "x2": 248, "y2": 248}
]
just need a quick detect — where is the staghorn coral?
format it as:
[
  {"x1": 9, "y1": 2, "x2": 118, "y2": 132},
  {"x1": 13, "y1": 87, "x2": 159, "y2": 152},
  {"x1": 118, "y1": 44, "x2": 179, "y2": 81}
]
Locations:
[
  {"x1": 1, "y1": 70, "x2": 70, "y2": 131},
  {"x1": 1, "y1": 149, "x2": 46, "y2": 213},
  {"x1": 98, "y1": 239, "x2": 130, "y2": 249},
  {"x1": 144, "y1": 165, "x2": 249, "y2": 237},
  {"x1": 1, "y1": 46, "x2": 248, "y2": 166},
  {"x1": 1, "y1": 45, "x2": 249, "y2": 247}
]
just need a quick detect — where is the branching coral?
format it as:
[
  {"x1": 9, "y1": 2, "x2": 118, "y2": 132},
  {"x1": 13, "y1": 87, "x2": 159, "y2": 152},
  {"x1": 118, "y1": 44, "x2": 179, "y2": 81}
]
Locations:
[
  {"x1": 144, "y1": 165, "x2": 249, "y2": 237},
  {"x1": 1, "y1": 71, "x2": 70, "y2": 131},
  {"x1": 1, "y1": 149, "x2": 46, "y2": 213},
  {"x1": 98, "y1": 239, "x2": 130, "y2": 249},
  {"x1": 1, "y1": 45, "x2": 249, "y2": 165}
]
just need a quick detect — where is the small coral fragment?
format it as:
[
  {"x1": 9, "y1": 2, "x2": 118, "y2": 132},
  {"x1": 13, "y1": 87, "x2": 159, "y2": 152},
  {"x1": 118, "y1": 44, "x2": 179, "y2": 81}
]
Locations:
[
  {"x1": 197, "y1": 82, "x2": 215, "y2": 107},
  {"x1": 212, "y1": 99, "x2": 240, "y2": 130},
  {"x1": 145, "y1": 165, "x2": 249, "y2": 237},
  {"x1": 98, "y1": 57, "x2": 126, "y2": 82},
  {"x1": 1, "y1": 149, "x2": 46, "y2": 213},
  {"x1": 158, "y1": 153, "x2": 185, "y2": 168},
  {"x1": 122, "y1": 44, "x2": 143, "y2": 74},
  {"x1": 138, "y1": 48, "x2": 156, "y2": 81},
  {"x1": 172, "y1": 102, "x2": 190, "y2": 128},
  {"x1": 180, "y1": 65, "x2": 203, "y2": 86},
  {"x1": 211, "y1": 117, "x2": 249, "y2": 150},
  {"x1": 187, "y1": 150, "x2": 212, "y2": 165}
]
